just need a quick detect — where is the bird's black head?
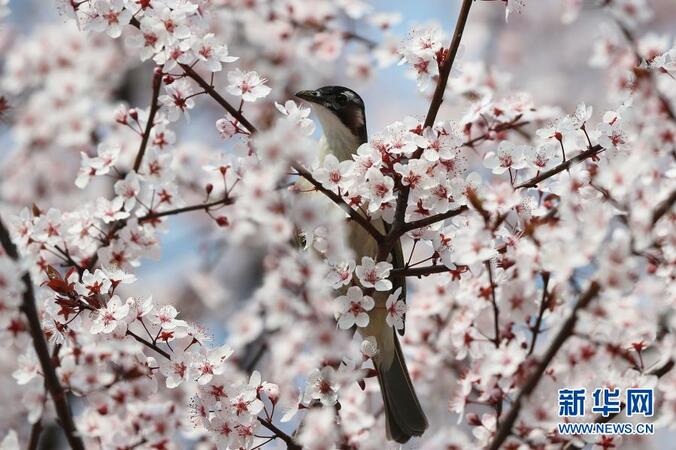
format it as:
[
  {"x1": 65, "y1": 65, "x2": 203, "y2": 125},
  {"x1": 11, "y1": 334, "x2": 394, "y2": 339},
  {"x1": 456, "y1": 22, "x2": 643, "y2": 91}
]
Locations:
[{"x1": 295, "y1": 86, "x2": 367, "y2": 144}]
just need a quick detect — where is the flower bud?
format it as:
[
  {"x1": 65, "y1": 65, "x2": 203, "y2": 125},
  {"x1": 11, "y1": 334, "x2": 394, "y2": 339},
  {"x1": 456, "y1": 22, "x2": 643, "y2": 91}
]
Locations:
[
  {"x1": 360, "y1": 336, "x2": 379, "y2": 359},
  {"x1": 467, "y1": 412, "x2": 482, "y2": 426},
  {"x1": 263, "y1": 382, "x2": 280, "y2": 404}
]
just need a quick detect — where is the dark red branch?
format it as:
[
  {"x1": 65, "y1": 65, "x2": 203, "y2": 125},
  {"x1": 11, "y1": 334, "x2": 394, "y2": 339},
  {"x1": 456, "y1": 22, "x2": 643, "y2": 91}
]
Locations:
[
  {"x1": 128, "y1": 17, "x2": 257, "y2": 135},
  {"x1": 464, "y1": 120, "x2": 530, "y2": 148},
  {"x1": 82, "y1": 197, "x2": 231, "y2": 271},
  {"x1": 0, "y1": 218, "x2": 85, "y2": 450}
]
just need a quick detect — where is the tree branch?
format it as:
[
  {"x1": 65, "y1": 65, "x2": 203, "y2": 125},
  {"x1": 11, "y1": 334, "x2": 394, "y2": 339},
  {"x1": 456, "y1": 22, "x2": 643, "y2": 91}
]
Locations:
[
  {"x1": 487, "y1": 281, "x2": 601, "y2": 450},
  {"x1": 27, "y1": 419, "x2": 43, "y2": 450},
  {"x1": 390, "y1": 0, "x2": 474, "y2": 245},
  {"x1": 289, "y1": 19, "x2": 377, "y2": 49},
  {"x1": 126, "y1": 330, "x2": 171, "y2": 360},
  {"x1": 128, "y1": 17, "x2": 257, "y2": 135},
  {"x1": 291, "y1": 163, "x2": 384, "y2": 243},
  {"x1": 400, "y1": 206, "x2": 469, "y2": 235},
  {"x1": 179, "y1": 63, "x2": 258, "y2": 133},
  {"x1": 82, "y1": 196, "x2": 232, "y2": 271},
  {"x1": 392, "y1": 264, "x2": 454, "y2": 277},
  {"x1": 423, "y1": 0, "x2": 474, "y2": 129},
  {"x1": 464, "y1": 120, "x2": 530, "y2": 148},
  {"x1": 124, "y1": 324, "x2": 301, "y2": 449},
  {"x1": 0, "y1": 218, "x2": 85, "y2": 450},
  {"x1": 616, "y1": 21, "x2": 676, "y2": 124},
  {"x1": 651, "y1": 188, "x2": 675, "y2": 226},
  {"x1": 257, "y1": 417, "x2": 301, "y2": 450},
  {"x1": 515, "y1": 145, "x2": 603, "y2": 189},
  {"x1": 485, "y1": 261, "x2": 500, "y2": 347},
  {"x1": 133, "y1": 69, "x2": 163, "y2": 172},
  {"x1": 528, "y1": 272, "x2": 549, "y2": 356},
  {"x1": 388, "y1": 120, "x2": 528, "y2": 237},
  {"x1": 139, "y1": 197, "x2": 232, "y2": 222}
]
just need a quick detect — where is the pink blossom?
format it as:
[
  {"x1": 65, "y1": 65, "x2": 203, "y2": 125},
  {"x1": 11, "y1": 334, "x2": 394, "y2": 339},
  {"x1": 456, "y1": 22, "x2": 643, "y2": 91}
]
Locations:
[
  {"x1": 335, "y1": 286, "x2": 374, "y2": 329},
  {"x1": 90, "y1": 295, "x2": 131, "y2": 334},
  {"x1": 226, "y1": 69, "x2": 271, "y2": 103},
  {"x1": 355, "y1": 257, "x2": 392, "y2": 291}
]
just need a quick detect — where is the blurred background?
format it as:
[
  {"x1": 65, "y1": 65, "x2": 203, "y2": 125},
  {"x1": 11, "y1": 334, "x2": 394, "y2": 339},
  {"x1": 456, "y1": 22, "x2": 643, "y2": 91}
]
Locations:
[{"x1": 0, "y1": 0, "x2": 675, "y2": 448}]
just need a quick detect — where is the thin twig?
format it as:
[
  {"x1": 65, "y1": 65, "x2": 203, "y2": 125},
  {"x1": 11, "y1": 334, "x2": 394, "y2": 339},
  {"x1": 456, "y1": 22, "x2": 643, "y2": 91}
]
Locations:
[
  {"x1": 464, "y1": 120, "x2": 530, "y2": 148},
  {"x1": 126, "y1": 329, "x2": 171, "y2": 360},
  {"x1": 257, "y1": 417, "x2": 302, "y2": 450},
  {"x1": 139, "y1": 197, "x2": 232, "y2": 222},
  {"x1": 515, "y1": 145, "x2": 603, "y2": 189},
  {"x1": 289, "y1": 19, "x2": 377, "y2": 49}
]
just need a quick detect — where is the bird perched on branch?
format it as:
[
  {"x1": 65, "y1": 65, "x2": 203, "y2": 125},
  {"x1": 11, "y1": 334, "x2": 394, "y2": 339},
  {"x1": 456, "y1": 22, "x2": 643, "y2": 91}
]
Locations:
[{"x1": 296, "y1": 86, "x2": 428, "y2": 443}]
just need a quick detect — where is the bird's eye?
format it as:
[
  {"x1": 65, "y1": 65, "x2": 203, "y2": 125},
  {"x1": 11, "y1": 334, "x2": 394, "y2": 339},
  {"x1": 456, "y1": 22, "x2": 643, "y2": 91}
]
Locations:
[{"x1": 336, "y1": 93, "x2": 349, "y2": 105}]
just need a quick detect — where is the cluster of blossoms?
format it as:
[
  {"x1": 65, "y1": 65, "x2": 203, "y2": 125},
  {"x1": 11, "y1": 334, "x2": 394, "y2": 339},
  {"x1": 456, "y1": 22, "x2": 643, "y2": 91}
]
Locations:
[
  {"x1": 4, "y1": 207, "x2": 292, "y2": 449},
  {"x1": 0, "y1": 0, "x2": 675, "y2": 449},
  {"x1": 0, "y1": 25, "x2": 127, "y2": 205}
]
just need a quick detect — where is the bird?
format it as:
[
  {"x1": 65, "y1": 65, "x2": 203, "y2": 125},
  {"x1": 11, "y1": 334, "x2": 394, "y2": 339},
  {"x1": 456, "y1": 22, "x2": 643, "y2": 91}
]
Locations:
[{"x1": 296, "y1": 86, "x2": 428, "y2": 443}]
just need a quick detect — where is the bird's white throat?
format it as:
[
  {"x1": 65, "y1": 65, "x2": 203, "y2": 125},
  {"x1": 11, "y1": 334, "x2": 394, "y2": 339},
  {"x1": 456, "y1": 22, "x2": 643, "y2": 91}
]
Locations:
[{"x1": 312, "y1": 104, "x2": 363, "y2": 162}]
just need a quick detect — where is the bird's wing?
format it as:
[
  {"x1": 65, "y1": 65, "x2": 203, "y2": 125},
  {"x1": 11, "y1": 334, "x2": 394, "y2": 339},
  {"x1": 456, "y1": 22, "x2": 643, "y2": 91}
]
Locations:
[{"x1": 383, "y1": 221, "x2": 407, "y2": 336}]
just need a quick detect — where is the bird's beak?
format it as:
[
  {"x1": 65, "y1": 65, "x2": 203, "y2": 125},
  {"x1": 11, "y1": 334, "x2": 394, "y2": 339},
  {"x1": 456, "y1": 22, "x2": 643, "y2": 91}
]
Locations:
[{"x1": 295, "y1": 90, "x2": 320, "y2": 104}]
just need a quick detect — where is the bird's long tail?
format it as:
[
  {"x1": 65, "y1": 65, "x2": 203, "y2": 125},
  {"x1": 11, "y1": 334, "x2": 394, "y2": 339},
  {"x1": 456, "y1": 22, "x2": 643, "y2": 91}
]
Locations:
[{"x1": 375, "y1": 330, "x2": 428, "y2": 443}]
